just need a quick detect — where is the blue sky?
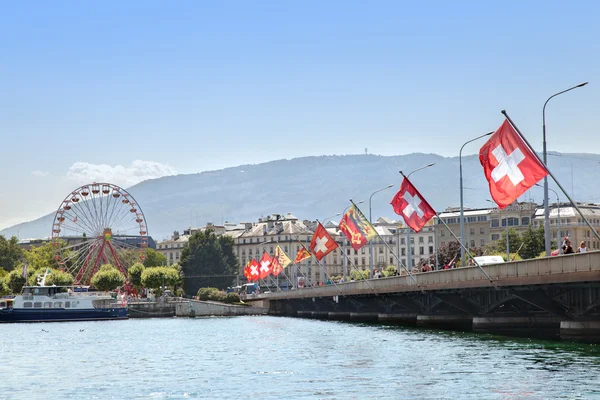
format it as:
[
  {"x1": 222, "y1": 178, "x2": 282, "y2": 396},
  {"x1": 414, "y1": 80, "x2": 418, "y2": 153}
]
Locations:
[{"x1": 1, "y1": 1, "x2": 599, "y2": 228}]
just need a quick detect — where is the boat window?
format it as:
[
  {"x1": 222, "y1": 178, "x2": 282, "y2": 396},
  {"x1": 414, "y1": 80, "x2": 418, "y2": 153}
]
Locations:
[
  {"x1": 23, "y1": 288, "x2": 32, "y2": 295},
  {"x1": 54, "y1": 302, "x2": 63, "y2": 308},
  {"x1": 33, "y1": 302, "x2": 42, "y2": 308},
  {"x1": 0, "y1": 301, "x2": 5, "y2": 308},
  {"x1": 64, "y1": 301, "x2": 70, "y2": 308},
  {"x1": 23, "y1": 302, "x2": 33, "y2": 308},
  {"x1": 43, "y1": 302, "x2": 52, "y2": 308}
]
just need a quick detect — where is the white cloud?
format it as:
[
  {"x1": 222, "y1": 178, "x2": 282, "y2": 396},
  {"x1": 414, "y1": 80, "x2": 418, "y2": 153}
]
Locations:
[
  {"x1": 67, "y1": 160, "x2": 176, "y2": 187},
  {"x1": 31, "y1": 170, "x2": 50, "y2": 177}
]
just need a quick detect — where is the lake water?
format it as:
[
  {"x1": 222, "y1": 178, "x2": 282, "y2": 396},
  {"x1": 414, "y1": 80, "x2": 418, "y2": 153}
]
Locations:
[{"x1": 1, "y1": 316, "x2": 599, "y2": 399}]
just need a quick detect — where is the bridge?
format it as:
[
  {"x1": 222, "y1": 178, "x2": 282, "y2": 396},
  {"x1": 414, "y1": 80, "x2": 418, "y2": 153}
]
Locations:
[{"x1": 248, "y1": 252, "x2": 600, "y2": 343}]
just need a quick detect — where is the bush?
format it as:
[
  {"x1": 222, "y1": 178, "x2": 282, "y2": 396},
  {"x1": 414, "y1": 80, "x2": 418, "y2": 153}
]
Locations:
[
  {"x1": 208, "y1": 290, "x2": 227, "y2": 302},
  {"x1": 197, "y1": 287, "x2": 219, "y2": 300},
  {"x1": 224, "y1": 292, "x2": 240, "y2": 303}
]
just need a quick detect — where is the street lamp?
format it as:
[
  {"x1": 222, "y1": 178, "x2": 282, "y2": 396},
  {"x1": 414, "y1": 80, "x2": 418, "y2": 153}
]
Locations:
[
  {"x1": 487, "y1": 199, "x2": 509, "y2": 261},
  {"x1": 542, "y1": 82, "x2": 588, "y2": 256},
  {"x1": 369, "y1": 184, "x2": 394, "y2": 273},
  {"x1": 459, "y1": 132, "x2": 494, "y2": 266},
  {"x1": 402, "y1": 163, "x2": 435, "y2": 270},
  {"x1": 536, "y1": 183, "x2": 561, "y2": 254}
]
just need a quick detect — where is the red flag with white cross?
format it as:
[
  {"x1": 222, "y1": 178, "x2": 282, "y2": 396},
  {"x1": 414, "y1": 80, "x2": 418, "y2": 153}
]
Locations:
[
  {"x1": 309, "y1": 223, "x2": 338, "y2": 261},
  {"x1": 249, "y1": 259, "x2": 260, "y2": 281},
  {"x1": 390, "y1": 177, "x2": 436, "y2": 233},
  {"x1": 479, "y1": 119, "x2": 548, "y2": 208},
  {"x1": 258, "y1": 252, "x2": 273, "y2": 279}
]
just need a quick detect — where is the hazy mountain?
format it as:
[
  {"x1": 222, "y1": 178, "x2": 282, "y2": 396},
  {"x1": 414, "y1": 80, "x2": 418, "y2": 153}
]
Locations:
[{"x1": 2, "y1": 152, "x2": 598, "y2": 242}]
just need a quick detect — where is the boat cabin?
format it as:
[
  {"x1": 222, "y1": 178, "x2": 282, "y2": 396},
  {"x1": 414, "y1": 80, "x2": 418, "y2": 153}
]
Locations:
[{"x1": 0, "y1": 299, "x2": 13, "y2": 309}]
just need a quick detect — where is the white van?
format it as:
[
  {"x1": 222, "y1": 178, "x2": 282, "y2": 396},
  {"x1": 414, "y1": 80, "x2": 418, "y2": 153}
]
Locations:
[{"x1": 473, "y1": 256, "x2": 505, "y2": 266}]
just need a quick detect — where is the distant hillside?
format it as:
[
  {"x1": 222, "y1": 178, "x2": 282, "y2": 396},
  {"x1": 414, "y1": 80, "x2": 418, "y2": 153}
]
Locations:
[{"x1": 2, "y1": 152, "x2": 598, "y2": 241}]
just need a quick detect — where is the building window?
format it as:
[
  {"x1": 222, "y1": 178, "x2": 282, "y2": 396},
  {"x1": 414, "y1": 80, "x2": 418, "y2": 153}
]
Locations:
[
  {"x1": 347, "y1": 249, "x2": 351, "y2": 255},
  {"x1": 419, "y1": 237, "x2": 424, "y2": 244},
  {"x1": 361, "y1": 248, "x2": 365, "y2": 254},
  {"x1": 428, "y1": 246, "x2": 433, "y2": 254},
  {"x1": 284, "y1": 246, "x2": 288, "y2": 252},
  {"x1": 480, "y1": 227, "x2": 485, "y2": 234},
  {"x1": 480, "y1": 239, "x2": 485, "y2": 246},
  {"x1": 471, "y1": 240, "x2": 475, "y2": 247},
  {"x1": 491, "y1": 219, "x2": 499, "y2": 228},
  {"x1": 354, "y1": 258, "x2": 358, "y2": 266},
  {"x1": 361, "y1": 258, "x2": 366, "y2": 265},
  {"x1": 410, "y1": 238, "x2": 414, "y2": 244},
  {"x1": 441, "y1": 230, "x2": 445, "y2": 237},
  {"x1": 492, "y1": 234, "x2": 500, "y2": 241},
  {"x1": 401, "y1": 238, "x2": 406, "y2": 245},
  {"x1": 428, "y1": 236, "x2": 433, "y2": 243},
  {"x1": 419, "y1": 247, "x2": 424, "y2": 255},
  {"x1": 410, "y1": 247, "x2": 414, "y2": 255},
  {"x1": 354, "y1": 249, "x2": 358, "y2": 255},
  {"x1": 401, "y1": 248, "x2": 406, "y2": 256},
  {"x1": 379, "y1": 247, "x2": 383, "y2": 254},
  {"x1": 470, "y1": 227, "x2": 475, "y2": 235},
  {"x1": 522, "y1": 217, "x2": 530, "y2": 226}
]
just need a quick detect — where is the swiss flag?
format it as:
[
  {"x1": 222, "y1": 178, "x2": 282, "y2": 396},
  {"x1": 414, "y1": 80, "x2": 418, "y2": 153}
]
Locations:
[
  {"x1": 309, "y1": 223, "x2": 338, "y2": 261},
  {"x1": 249, "y1": 259, "x2": 260, "y2": 281},
  {"x1": 258, "y1": 252, "x2": 273, "y2": 279},
  {"x1": 391, "y1": 177, "x2": 436, "y2": 233},
  {"x1": 480, "y1": 119, "x2": 548, "y2": 208}
]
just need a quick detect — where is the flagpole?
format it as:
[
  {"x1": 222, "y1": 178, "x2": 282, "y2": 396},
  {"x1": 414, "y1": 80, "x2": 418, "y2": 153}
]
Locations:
[
  {"x1": 291, "y1": 232, "x2": 348, "y2": 296},
  {"x1": 434, "y1": 212, "x2": 495, "y2": 285},
  {"x1": 393, "y1": 175, "x2": 495, "y2": 286},
  {"x1": 350, "y1": 200, "x2": 421, "y2": 288},
  {"x1": 501, "y1": 110, "x2": 600, "y2": 244}
]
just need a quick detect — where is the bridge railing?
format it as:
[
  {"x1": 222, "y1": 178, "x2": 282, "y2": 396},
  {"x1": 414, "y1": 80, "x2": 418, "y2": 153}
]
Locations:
[{"x1": 256, "y1": 251, "x2": 600, "y2": 299}]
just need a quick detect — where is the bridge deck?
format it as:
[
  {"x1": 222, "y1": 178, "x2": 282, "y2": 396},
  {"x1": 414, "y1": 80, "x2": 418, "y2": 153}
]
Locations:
[{"x1": 255, "y1": 251, "x2": 600, "y2": 300}]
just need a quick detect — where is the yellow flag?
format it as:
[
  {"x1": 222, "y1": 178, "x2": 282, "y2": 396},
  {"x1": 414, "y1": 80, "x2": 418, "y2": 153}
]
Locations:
[{"x1": 274, "y1": 245, "x2": 292, "y2": 269}]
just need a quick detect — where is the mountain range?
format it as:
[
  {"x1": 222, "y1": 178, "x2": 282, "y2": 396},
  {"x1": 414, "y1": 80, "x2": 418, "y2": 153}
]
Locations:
[{"x1": 2, "y1": 152, "x2": 598, "y2": 242}]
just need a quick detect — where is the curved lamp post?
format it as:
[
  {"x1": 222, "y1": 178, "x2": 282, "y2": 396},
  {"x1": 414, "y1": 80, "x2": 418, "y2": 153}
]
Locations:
[
  {"x1": 536, "y1": 183, "x2": 561, "y2": 254},
  {"x1": 459, "y1": 132, "x2": 494, "y2": 266},
  {"x1": 403, "y1": 163, "x2": 435, "y2": 270},
  {"x1": 542, "y1": 82, "x2": 588, "y2": 255},
  {"x1": 368, "y1": 184, "x2": 394, "y2": 273}
]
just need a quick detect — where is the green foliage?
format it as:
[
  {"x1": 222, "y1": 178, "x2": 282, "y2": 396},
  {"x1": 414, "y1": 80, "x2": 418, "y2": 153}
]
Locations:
[
  {"x1": 0, "y1": 278, "x2": 8, "y2": 296},
  {"x1": 519, "y1": 226, "x2": 546, "y2": 259},
  {"x1": 6, "y1": 269, "x2": 26, "y2": 294},
  {"x1": 45, "y1": 269, "x2": 75, "y2": 286},
  {"x1": 494, "y1": 228, "x2": 522, "y2": 255},
  {"x1": 143, "y1": 248, "x2": 167, "y2": 268},
  {"x1": 224, "y1": 292, "x2": 240, "y2": 303},
  {"x1": 208, "y1": 290, "x2": 227, "y2": 302},
  {"x1": 383, "y1": 265, "x2": 397, "y2": 277},
  {"x1": 128, "y1": 263, "x2": 145, "y2": 287},
  {"x1": 91, "y1": 265, "x2": 124, "y2": 291},
  {"x1": 23, "y1": 241, "x2": 71, "y2": 271},
  {"x1": 0, "y1": 235, "x2": 24, "y2": 272},
  {"x1": 141, "y1": 267, "x2": 179, "y2": 290},
  {"x1": 197, "y1": 287, "x2": 220, "y2": 300},
  {"x1": 180, "y1": 231, "x2": 239, "y2": 295},
  {"x1": 349, "y1": 269, "x2": 369, "y2": 281}
]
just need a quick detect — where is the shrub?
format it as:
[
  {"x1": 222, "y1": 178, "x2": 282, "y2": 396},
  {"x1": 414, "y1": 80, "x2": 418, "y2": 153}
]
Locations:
[
  {"x1": 197, "y1": 287, "x2": 219, "y2": 300},
  {"x1": 224, "y1": 292, "x2": 240, "y2": 303},
  {"x1": 208, "y1": 290, "x2": 227, "y2": 302}
]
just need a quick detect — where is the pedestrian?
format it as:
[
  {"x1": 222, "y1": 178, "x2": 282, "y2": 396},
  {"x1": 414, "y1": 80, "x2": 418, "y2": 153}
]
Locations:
[
  {"x1": 563, "y1": 239, "x2": 574, "y2": 254},
  {"x1": 577, "y1": 241, "x2": 587, "y2": 253}
]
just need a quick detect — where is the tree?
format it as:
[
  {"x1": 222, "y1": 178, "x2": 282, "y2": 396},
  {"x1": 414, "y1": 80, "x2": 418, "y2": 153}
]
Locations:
[
  {"x1": 383, "y1": 265, "x2": 397, "y2": 277},
  {"x1": 46, "y1": 269, "x2": 75, "y2": 286},
  {"x1": 141, "y1": 267, "x2": 179, "y2": 292},
  {"x1": 6, "y1": 269, "x2": 26, "y2": 294},
  {"x1": 128, "y1": 263, "x2": 145, "y2": 288},
  {"x1": 24, "y1": 242, "x2": 58, "y2": 271},
  {"x1": 180, "y1": 230, "x2": 239, "y2": 295},
  {"x1": 494, "y1": 228, "x2": 522, "y2": 256},
  {"x1": 519, "y1": 225, "x2": 545, "y2": 259},
  {"x1": 0, "y1": 235, "x2": 24, "y2": 272},
  {"x1": 90, "y1": 264, "x2": 124, "y2": 291},
  {"x1": 143, "y1": 248, "x2": 167, "y2": 268},
  {"x1": 430, "y1": 241, "x2": 461, "y2": 267}
]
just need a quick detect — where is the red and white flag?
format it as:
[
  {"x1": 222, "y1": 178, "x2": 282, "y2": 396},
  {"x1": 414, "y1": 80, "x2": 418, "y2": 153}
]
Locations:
[
  {"x1": 249, "y1": 259, "x2": 260, "y2": 281},
  {"x1": 258, "y1": 252, "x2": 273, "y2": 280},
  {"x1": 480, "y1": 119, "x2": 548, "y2": 208},
  {"x1": 390, "y1": 177, "x2": 436, "y2": 233},
  {"x1": 309, "y1": 223, "x2": 338, "y2": 261}
]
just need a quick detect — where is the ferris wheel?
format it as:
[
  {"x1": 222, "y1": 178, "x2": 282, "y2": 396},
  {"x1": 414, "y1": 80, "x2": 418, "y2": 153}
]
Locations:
[{"x1": 51, "y1": 183, "x2": 148, "y2": 285}]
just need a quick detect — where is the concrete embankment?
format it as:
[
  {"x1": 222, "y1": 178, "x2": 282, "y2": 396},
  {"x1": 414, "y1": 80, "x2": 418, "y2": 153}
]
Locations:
[
  {"x1": 176, "y1": 299, "x2": 268, "y2": 317},
  {"x1": 128, "y1": 299, "x2": 268, "y2": 318}
]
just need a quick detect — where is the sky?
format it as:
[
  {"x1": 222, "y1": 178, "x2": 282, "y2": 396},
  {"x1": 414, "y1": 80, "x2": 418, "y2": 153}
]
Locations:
[{"x1": 1, "y1": 0, "x2": 599, "y2": 229}]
